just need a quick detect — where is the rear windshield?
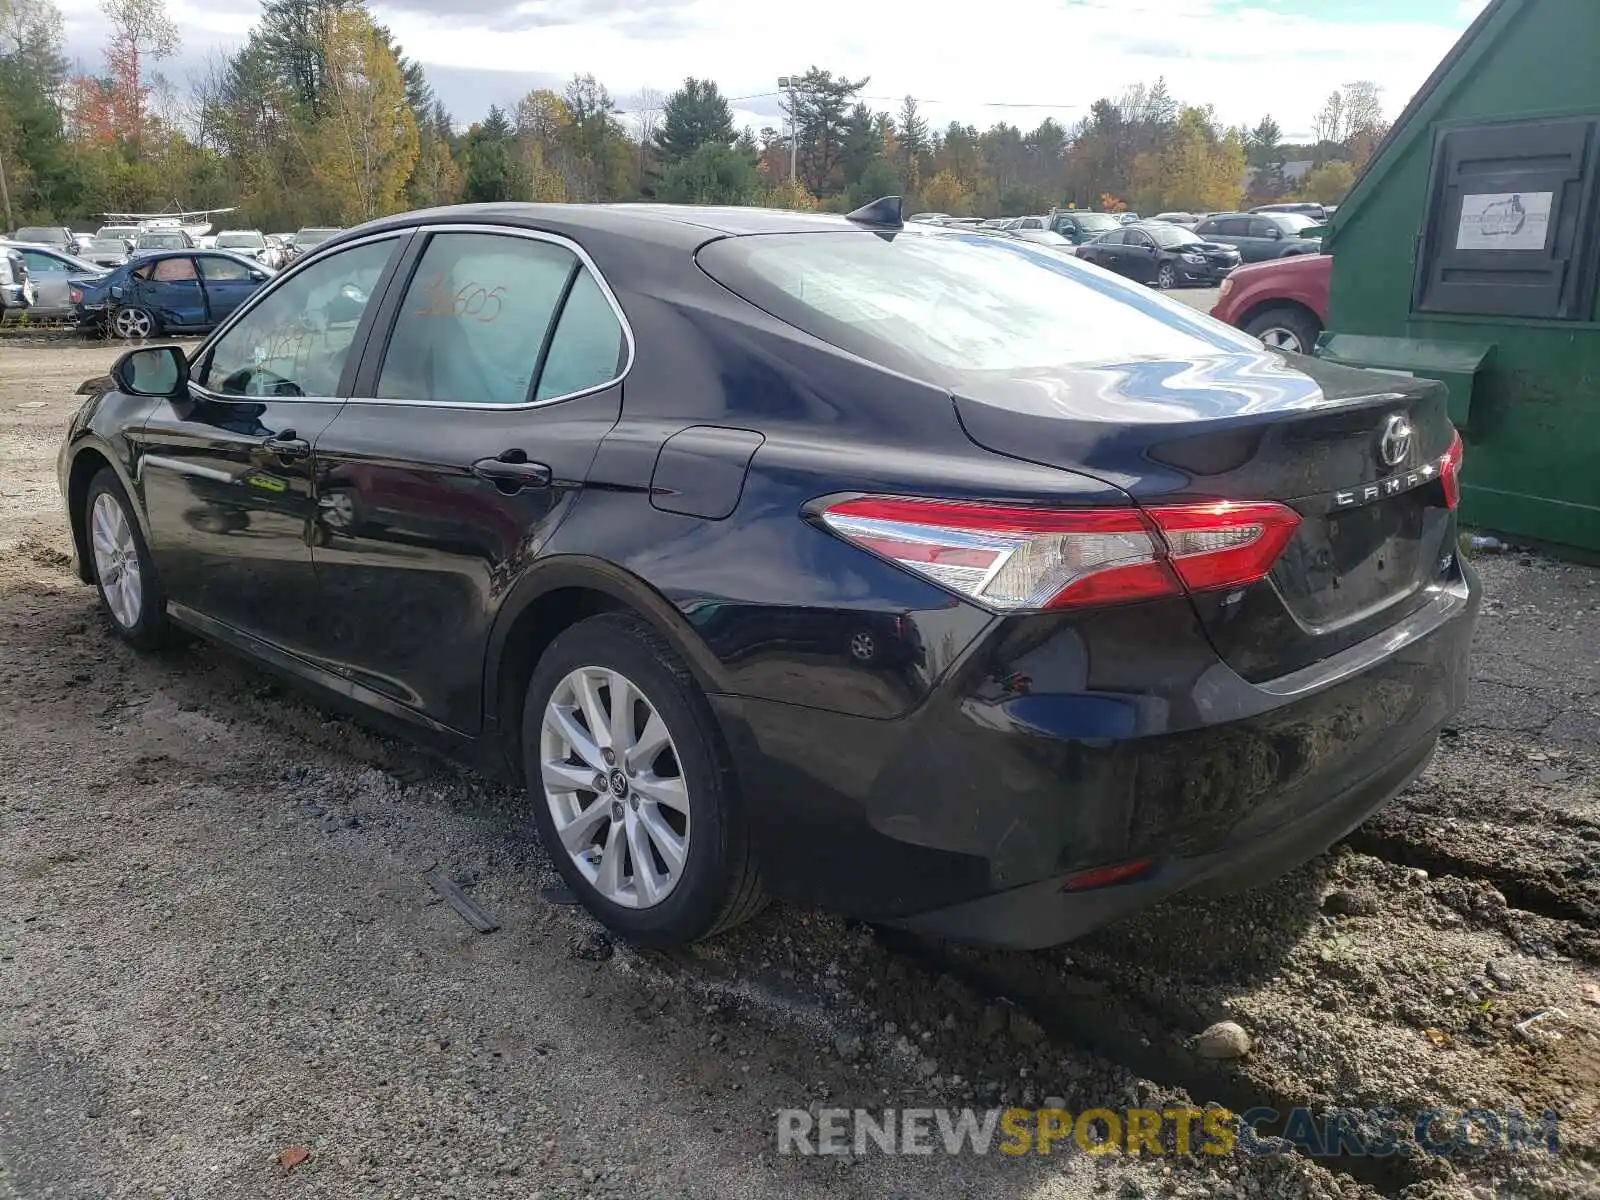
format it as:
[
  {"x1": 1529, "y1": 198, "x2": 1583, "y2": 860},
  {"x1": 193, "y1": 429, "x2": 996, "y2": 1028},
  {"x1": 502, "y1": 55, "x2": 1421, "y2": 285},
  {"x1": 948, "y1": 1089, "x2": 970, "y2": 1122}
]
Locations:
[
  {"x1": 697, "y1": 229, "x2": 1254, "y2": 376},
  {"x1": 216, "y1": 232, "x2": 264, "y2": 248},
  {"x1": 15, "y1": 228, "x2": 64, "y2": 243},
  {"x1": 138, "y1": 233, "x2": 187, "y2": 249}
]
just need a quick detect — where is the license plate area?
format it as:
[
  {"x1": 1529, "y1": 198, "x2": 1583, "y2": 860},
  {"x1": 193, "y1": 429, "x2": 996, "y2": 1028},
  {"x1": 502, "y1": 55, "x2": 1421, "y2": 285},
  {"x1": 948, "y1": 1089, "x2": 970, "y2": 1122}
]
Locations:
[{"x1": 1272, "y1": 492, "x2": 1429, "y2": 630}]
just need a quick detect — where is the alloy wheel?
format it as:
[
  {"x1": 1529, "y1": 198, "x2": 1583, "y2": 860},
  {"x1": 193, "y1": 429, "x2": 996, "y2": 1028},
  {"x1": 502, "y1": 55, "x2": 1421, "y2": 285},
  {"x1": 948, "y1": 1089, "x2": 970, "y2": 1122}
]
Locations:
[
  {"x1": 1257, "y1": 327, "x2": 1303, "y2": 353},
  {"x1": 1157, "y1": 264, "x2": 1177, "y2": 290},
  {"x1": 90, "y1": 492, "x2": 143, "y2": 629},
  {"x1": 539, "y1": 666, "x2": 690, "y2": 909},
  {"x1": 113, "y1": 307, "x2": 153, "y2": 340}
]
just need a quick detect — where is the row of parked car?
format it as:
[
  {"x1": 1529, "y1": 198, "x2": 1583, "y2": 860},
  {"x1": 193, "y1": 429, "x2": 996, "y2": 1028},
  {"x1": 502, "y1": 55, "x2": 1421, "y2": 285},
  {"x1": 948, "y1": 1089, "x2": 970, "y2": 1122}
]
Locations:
[
  {"x1": 906, "y1": 204, "x2": 1334, "y2": 354},
  {"x1": 0, "y1": 223, "x2": 344, "y2": 334}
]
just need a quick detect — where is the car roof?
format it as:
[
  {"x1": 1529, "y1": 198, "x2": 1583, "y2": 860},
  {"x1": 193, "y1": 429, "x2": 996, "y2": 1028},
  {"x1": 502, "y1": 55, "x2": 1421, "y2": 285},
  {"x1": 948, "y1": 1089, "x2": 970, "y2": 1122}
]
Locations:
[{"x1": 336, "y1": 202, "x2": 905, "y2": 252}]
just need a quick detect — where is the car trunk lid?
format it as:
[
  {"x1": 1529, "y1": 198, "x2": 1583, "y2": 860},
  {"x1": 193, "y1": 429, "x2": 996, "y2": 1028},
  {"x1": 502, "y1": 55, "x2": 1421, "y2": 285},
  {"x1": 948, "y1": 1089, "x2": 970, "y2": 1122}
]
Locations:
[{"x1": 953, "y1": 351, "x2": 1461, "y2": 681}]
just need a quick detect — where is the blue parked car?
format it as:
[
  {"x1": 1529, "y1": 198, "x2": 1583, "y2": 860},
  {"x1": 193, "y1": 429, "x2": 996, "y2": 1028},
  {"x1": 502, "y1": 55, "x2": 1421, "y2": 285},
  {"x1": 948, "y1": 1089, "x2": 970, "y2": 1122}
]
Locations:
[{"x1": 75, "y1": 249, "x2": 274, "y2": 340}]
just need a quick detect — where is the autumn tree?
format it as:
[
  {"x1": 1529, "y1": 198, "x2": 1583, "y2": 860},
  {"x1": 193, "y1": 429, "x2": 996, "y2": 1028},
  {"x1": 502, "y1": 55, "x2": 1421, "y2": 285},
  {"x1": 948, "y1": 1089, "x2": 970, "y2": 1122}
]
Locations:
[
  {"x1": 99, "y1": 0, "x2": 178, "y2": 146},
  {"x1": 306, "y1": 7, "x2": 417, "y2": 222},
  {"x1": 657, "y1": 77, "x2": 733, "y2": 164},
  {"x1": 514, "y1": 88, "x2": 572, "y2": 201},
  {"x1": 919, "y1": 168, "x2": 972, "y2": 216},
  {"x1": 1294, "y1": 159, "x2": 1355, "y2": 204}
]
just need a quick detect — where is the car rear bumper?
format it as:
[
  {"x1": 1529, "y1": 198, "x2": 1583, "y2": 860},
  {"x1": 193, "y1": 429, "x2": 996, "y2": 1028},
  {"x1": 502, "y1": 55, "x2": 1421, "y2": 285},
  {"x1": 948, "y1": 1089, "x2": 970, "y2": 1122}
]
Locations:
[{"x1": 713, "y1": 562, "x2": 1478, "y2": 947}]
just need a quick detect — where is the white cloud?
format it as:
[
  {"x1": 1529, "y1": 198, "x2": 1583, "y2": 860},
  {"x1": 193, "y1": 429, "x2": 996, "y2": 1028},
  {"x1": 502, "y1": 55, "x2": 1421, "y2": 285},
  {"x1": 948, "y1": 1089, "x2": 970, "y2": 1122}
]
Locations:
[{"x1": 56, "y1": 0, "x2": 1477, "y2": 139}]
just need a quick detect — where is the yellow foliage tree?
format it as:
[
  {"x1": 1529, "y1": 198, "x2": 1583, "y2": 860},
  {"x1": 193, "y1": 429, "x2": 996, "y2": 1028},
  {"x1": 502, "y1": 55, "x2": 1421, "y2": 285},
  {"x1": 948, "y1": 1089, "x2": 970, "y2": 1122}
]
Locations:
[
  {"x1": 1293, "y1": 160, "x2": 1356, "y2": 204},
  {"x1": 1128, "y1": 108, "x2": 1242, "y2": 215},
  {"x1": 919, "y1": 169, "x2": 972, "y2": 216},
  {"x1": 306, "y1": 10, "x2": 419, "y2": 223},
  {"x1": 761, "y1": 177, "x2": 819, "y2": 211}
]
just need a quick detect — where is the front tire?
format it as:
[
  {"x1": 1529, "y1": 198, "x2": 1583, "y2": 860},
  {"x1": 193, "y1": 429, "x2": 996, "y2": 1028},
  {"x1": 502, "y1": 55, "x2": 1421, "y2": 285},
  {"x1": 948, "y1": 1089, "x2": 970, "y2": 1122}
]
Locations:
[
  {"x1": 1155, "y1": 262, "x2": 1178, "y2": 290},
  {"x1": 85, "y1": 469, "x2": 172, "y2": 649},
  {"x1": 522, "y1": 613, "x2": 764, "y2": 946},
  {"x1": 1243, "y1": 305, "x2": 1322, "y2": 356}
]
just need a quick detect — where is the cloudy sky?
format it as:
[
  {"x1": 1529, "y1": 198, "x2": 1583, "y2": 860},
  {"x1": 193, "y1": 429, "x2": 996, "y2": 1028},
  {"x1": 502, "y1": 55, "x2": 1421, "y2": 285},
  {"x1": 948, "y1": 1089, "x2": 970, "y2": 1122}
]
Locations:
[{"x1": 54, "y1": 0, "x2": 1489, "y2": 141}]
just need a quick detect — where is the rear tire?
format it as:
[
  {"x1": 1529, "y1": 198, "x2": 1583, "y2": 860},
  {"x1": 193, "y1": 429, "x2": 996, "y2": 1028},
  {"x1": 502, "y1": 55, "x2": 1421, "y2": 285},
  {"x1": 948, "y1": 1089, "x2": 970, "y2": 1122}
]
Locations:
[
  {"x1": 1243, "y1": 305, "x2": 1321, "y2": 356},
  {"x1": 111, "y1": 306, "x2": 157, "y2": 340},
  {"x1": 522, "y1": 612, "x2": 765, "y2": 946},
  {"x1": 85, "y1": 469, "x2": 172, "y2": 649}
]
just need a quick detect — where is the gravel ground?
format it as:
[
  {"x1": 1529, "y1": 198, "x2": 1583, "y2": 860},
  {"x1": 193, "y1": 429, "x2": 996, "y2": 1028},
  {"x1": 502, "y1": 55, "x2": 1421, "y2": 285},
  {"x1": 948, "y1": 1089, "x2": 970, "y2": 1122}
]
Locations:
[
  {"x1": 2, "y1": 345, "x2": 1598, "y2": 1200},
  {"x1": 1170, "y1": 286, "x2": 1223, "y2": 313}
]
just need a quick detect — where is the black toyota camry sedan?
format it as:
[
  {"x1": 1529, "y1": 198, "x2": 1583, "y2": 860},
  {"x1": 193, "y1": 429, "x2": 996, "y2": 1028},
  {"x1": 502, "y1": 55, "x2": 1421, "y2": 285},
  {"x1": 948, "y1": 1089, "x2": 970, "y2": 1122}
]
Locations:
[{"x1": 57, "y1": 200, "x2": 1477, "y2": 949}]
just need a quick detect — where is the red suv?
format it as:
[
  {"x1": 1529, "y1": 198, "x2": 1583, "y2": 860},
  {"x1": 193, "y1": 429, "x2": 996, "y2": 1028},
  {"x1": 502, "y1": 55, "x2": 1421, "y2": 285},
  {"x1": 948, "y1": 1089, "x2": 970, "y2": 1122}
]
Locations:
[{"x1": 1209, "y1": 252, "x2": 1329, "y2": 355}]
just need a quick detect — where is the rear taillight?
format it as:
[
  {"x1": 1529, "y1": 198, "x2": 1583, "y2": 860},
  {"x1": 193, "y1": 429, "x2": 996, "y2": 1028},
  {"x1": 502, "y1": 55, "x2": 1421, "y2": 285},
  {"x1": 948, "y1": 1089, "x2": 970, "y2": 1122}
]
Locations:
[
  {"x1": 69, "y1": 286, "x2": 83, "y2": 304},
  {"x1": 1440, "y1": 430, "x2": 1464, "y2": 510},
  {"x1": 819, "y1": 496, "x2": 1300, "y2": 611}
]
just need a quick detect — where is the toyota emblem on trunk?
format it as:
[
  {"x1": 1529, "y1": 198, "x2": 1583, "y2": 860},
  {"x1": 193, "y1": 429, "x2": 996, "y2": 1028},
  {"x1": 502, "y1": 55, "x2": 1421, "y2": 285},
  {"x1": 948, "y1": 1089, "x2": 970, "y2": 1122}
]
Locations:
[{"x1": 1378, "y1": 414, "x2": 1413, "y2": 467}]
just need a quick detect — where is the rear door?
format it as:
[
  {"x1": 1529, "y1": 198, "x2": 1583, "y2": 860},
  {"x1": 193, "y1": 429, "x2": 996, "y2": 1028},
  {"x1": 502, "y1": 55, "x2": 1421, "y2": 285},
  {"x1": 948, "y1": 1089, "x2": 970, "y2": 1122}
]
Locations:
[
  {"x1": 135, "y1": 235, "x2": 403, "y2": 656},
  {"x1": 306, "y1": 226, "x2": 628, "y2": 733},
  {"x1": 1079, "y1": 229, "x2": 1124, "y2": 272},
  {"x1": 195, "y1": 253, "x2": 264, "y2": 326},
  {"x1": 132, "y1": 255, "x2": 208, "y2": 328}
]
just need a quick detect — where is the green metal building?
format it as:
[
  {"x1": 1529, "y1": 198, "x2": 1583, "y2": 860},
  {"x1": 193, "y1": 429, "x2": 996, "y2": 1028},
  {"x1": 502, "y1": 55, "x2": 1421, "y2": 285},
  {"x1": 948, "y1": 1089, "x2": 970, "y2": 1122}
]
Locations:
[{"x1": 1320, "y1": 0, "x2": 1600, "y2": 553}]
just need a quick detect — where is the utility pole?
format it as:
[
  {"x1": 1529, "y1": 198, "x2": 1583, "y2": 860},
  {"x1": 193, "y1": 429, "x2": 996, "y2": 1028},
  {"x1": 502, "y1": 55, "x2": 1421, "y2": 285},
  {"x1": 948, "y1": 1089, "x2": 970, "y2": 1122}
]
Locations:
[
  {"x1": 778, "y1": 75, "x2": 800, "y2": 183},
  {"x1": 0, "y1": 145, "x2": 12, "y2": 233}
]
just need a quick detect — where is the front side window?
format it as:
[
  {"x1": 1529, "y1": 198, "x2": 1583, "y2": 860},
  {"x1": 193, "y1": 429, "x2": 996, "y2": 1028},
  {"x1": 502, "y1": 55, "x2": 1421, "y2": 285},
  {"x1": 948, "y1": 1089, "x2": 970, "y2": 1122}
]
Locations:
[
  {"x1": 197, "y1": 255, "x2": 253, "y2": 281},
  {"x1": 202, "y1": 238, "x2": 396, "y2": 398},
  {"x1": 377, "y1": 232, "x2": 617, "y2": 406}
]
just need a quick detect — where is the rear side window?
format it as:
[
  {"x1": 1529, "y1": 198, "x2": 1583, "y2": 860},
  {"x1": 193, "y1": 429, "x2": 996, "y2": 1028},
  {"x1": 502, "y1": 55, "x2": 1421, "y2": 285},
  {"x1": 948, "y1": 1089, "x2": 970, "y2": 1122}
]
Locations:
[
  {"x1": 535, "y1": 269, "x2": 626, "y2": 402},
  {"x1": 698, "y1": 230, "x2": 1252, "y2": 377},
  {"x1": 377, "y1": 232, "x2": 623, "y2": 406},
  {"x1": 1217, "y1": 218, "x2": 1252, "y2": 236}
]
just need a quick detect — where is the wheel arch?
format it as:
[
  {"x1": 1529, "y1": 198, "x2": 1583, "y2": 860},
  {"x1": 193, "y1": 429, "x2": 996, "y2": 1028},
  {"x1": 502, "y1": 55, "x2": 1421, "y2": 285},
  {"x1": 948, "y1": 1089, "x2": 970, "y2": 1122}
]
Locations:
[
  {"x1": 1236, "y1": 297, "x2": 1324, "y2": 338},
  {"x1": 484, "y1": 556, "x2": 733, "y2": 783},
  {"x1": 65, "y1": 440, "x2": 145, "y2": 584}
]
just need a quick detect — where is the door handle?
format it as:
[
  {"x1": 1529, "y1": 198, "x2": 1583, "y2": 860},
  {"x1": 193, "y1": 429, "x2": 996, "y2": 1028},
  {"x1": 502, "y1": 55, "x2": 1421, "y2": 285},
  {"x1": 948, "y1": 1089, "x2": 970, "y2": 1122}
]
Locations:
[
  {"x1": 472, "y1": 453, "x2": 552, "y2": 491},
  {"x1": 263, "y1": 432, "x2": 311, "y2": 458}
]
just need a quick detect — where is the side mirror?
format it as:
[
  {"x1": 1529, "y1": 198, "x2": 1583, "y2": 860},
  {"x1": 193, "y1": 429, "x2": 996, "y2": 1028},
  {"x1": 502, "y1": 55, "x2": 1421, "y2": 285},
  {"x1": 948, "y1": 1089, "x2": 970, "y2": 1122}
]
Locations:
[
  {"x1": 114, "y1": 345, "x2": 188, "y2": 397},
  {"x1": 250, "y1": 271, "x2": 269, "y2": 282},
  {"x1": 1267, "y1": 227, "x2": 1283, "y2": 240}
]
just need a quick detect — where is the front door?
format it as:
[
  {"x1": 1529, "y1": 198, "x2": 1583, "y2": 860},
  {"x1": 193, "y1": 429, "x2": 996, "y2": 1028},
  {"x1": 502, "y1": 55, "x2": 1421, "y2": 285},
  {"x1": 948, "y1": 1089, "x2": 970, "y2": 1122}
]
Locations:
[
  {"x1": 195, "y1": 253, "x2": 265, "y2": 326},
  {"x1": 134, "y1": 235, "x2": 404, "y2": 655},
  {"x1": 1120, "y1": 228, "x2": 1159, "y2": 282},
  {"x1": 308, "y1": 227, "x2": 629, "y2": 733}
]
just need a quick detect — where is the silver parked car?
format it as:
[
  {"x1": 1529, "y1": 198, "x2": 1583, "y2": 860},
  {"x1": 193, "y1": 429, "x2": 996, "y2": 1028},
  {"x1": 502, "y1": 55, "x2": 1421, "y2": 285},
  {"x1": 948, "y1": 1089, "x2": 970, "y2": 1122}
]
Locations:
[
  {"x1": 0, "y1": 246, "x2": 35, "y2": 317},
  {"x1": 0, "y1": 242, "x2": 107, "y2": 319}
]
